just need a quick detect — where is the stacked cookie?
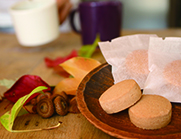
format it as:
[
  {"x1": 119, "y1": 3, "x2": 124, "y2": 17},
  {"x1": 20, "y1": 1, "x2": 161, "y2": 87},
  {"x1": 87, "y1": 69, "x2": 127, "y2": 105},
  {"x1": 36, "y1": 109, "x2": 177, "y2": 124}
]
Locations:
[
  {"x1": 99, "y1": 79, "x2": 172, "y2": 130},
  {"x1": 98, "y1": 35, "x2": 181, "y2": 130}
]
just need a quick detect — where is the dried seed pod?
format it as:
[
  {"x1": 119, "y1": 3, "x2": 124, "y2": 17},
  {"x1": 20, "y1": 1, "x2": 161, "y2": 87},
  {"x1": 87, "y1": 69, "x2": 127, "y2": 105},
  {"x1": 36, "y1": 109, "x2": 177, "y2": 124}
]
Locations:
[
  {"x1": 37, "y1": 92, "x2": 51, "y2": 103},
  {"x1": 60, "y1": 91, "x2": 68, "y2": 101},
  {"x1": 54, "y1": 96, "x2": 68, "y2": 116},
  {"x1": 51, "y1": 91, "x2": 68, "y2": 102},
  {"x1": 36, "y1": 98, "x2": 55, "y2": 118},
  {"x1": 30, "y1": 98, "x2": 37, "y2": 105}
]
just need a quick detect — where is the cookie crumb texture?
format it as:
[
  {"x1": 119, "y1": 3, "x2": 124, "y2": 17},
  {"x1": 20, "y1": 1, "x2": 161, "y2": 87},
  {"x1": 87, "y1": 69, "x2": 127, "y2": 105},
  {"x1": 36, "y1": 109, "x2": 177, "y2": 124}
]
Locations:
[{"x1": 129, "y1": 94, "x2": 172, "y2": 130}]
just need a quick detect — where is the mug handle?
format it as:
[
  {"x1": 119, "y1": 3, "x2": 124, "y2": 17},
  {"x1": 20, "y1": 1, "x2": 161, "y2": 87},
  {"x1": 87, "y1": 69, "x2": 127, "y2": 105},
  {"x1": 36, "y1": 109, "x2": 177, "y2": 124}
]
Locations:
[{"x1": 69, "y1": 9, "x2": 81, "y2": 34}]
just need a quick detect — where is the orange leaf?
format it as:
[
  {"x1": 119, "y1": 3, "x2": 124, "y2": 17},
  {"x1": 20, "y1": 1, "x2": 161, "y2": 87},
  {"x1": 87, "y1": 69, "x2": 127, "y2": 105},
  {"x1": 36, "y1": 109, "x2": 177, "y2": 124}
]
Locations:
[
  {"x1": 53, "y1": 57, "x2": 101, "y2": 96},
  {"x1": 53, "y1": 78, "x2": 80, "y2": 96},
  {"x1": 60, "y1": 57, "x2": 101, "y2": 80}
]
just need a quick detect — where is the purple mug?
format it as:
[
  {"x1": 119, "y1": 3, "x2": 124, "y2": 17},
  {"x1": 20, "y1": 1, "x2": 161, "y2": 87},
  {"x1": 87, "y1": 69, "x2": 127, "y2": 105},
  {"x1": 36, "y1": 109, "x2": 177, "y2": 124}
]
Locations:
[{"x1": 70, "y1": 1, "x2": 122, "y2": 45}]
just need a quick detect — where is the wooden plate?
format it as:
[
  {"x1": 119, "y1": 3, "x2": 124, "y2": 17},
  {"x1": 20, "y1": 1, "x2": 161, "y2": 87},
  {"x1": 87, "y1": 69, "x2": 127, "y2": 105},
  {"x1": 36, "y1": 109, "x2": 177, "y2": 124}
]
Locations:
[{"x1": 77, "y1": 63, "x2": 181, "y2": 139}]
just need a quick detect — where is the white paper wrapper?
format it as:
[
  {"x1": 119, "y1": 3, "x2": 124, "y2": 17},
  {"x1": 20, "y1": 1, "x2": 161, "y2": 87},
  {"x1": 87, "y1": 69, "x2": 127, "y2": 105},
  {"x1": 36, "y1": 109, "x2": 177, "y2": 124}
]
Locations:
[
  {"x1": 143, "y1": 37, "x2": 181, "y2": 103},
  {"x1": 98, "y1": 34, "x2": 157, "y2": 89}
]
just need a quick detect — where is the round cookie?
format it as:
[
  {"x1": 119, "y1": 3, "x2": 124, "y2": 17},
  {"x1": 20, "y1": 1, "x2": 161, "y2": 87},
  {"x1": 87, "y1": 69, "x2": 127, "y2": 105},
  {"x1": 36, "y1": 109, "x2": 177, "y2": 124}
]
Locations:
[
  {"x1": 163, "y1": 60, "x2": 181, "y2": 87},
  {"x1": 125, "y1": 49, "x2": 149, "y2": 75},
  {"x1": 128, "y1": 94, "x2": 172, "y2": 130},
  {"x1": 99, "y1": 79, "x2": 142, "y2": 114}
]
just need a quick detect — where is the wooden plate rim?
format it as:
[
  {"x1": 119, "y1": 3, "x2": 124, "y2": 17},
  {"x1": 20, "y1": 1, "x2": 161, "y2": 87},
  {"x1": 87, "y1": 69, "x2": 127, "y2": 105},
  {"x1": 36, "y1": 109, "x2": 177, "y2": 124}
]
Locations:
[{"x1": 76, "y1": 63, "x2": 181, "y2": 139}]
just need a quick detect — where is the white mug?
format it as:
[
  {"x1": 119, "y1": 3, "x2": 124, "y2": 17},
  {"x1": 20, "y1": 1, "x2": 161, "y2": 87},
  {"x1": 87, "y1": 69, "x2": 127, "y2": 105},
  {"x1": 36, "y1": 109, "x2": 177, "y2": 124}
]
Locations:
[{"x1": 9, "y1": 0, "x2": 59, "y2": 47}]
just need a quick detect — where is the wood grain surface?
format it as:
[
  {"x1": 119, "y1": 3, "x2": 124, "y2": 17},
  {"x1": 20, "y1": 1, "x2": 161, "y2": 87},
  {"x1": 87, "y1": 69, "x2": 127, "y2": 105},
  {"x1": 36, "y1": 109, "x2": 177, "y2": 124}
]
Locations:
[{"x1": 1, "y1": 29, "x2": 181, "y2": 139}]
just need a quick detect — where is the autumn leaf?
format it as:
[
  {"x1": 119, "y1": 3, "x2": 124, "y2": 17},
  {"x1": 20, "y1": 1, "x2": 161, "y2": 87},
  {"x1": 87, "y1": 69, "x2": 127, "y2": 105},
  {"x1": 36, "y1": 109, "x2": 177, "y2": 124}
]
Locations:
[
  {"x1": 53, "y1": 57, "x2": 101, "y2": 96},
  {"x1": 0, "y1": 86, "x2": 61, "y2": 132},
  {"x1": 4, "y1": 75, "x2": 51, "y2": 103},
  {"x1": 60, "y1": 57, "x2": 101, "y2": 80},
  {"x1": 78, "y1": 34, "x2": 100, "y2": 58},
  {"x1": 0, "y1": 78, "x2": 17, "y2": 100},
  {"x1": 53, "y1": 78, "x2": 78, "y2": 96},
  {"x1": 53, "y1": 65, "x2": 70, "y2": 78},
  {"x1": 44, "y1": 50, "x2": 78, "y2": 67}
]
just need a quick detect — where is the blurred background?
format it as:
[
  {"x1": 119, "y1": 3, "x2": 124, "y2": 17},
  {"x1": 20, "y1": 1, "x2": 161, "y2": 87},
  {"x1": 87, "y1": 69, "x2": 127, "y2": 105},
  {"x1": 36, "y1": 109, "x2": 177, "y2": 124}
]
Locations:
[
  {"x1": 120, "y1": 0, "x2": 181, "y2": 29},
  {"x1": 0, "y1": 0, "x2": 181, "y2": 32}
]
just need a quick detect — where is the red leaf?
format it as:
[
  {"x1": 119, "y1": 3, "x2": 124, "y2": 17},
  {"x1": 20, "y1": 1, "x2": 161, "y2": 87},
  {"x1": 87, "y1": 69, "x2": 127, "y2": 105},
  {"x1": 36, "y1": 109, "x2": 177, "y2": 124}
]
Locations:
[
  {"x1": 4, "y1": 75, "x2": 51, "y2": 103},
  {"x1": 44, "y1": 50, "x2": 78, "y2": 67}
]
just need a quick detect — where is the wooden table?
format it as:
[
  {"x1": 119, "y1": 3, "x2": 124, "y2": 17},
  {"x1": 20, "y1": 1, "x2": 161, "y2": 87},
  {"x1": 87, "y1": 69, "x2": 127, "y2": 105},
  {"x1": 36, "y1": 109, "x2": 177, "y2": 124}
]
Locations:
[{"x1": 0, "y1": 29, "x2": 181, "y2": 139}]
